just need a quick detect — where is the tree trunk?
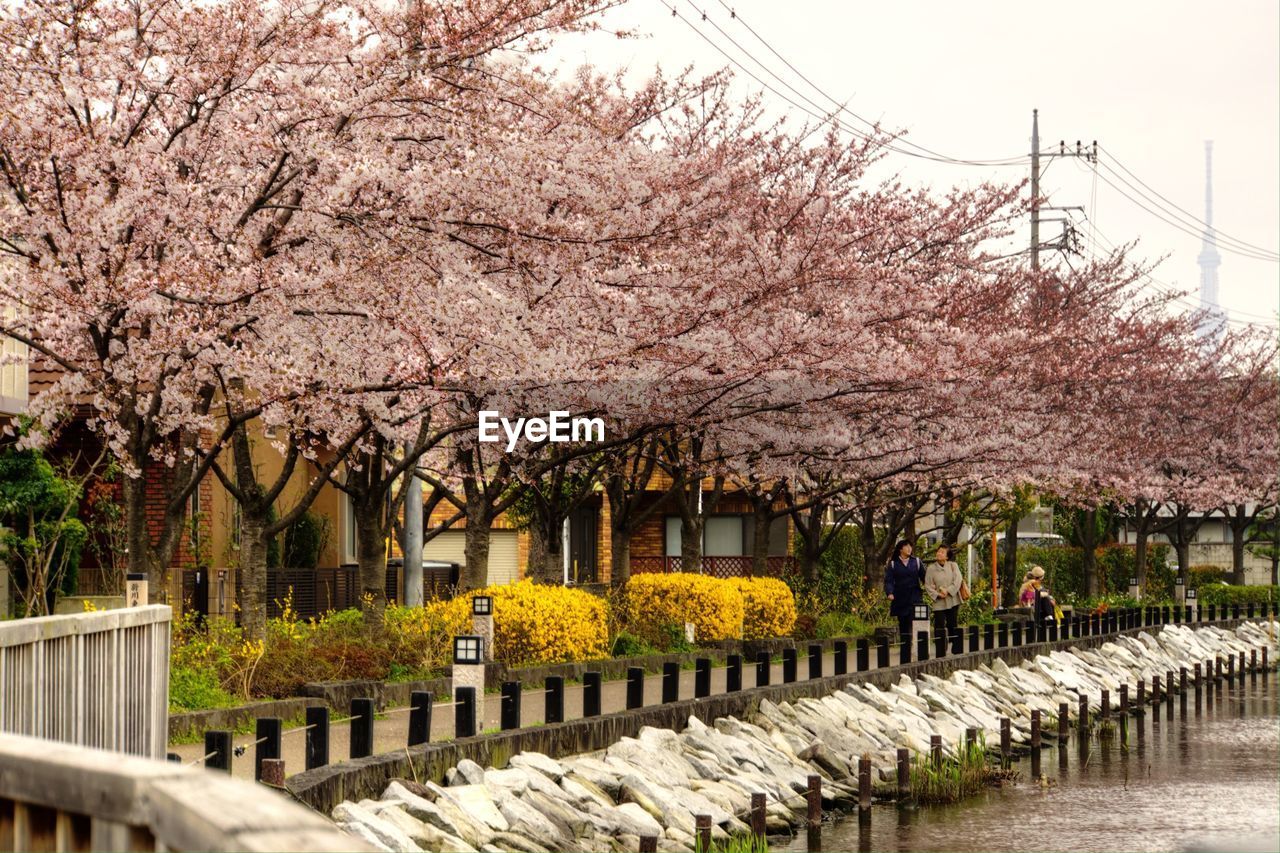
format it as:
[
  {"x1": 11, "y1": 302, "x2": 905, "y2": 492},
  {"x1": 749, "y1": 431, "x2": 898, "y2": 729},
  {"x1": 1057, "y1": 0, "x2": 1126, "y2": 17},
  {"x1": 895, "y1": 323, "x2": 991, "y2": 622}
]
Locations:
[
  {"x1": 1080, "y1": 507, "x2": 1100, "y2": 597},
  {"x1": 1175, "y1": 541, "x2": 1190, "y2": 587},
  {"x1": 1134, "y1": 534, "x2": 1148, "y2": 593},
  {"x1": 1230, "y1": 531, "x2": 1247, "y2": 585},
  {"x1": 1001, "y1": 518, "x2": 1020, "y2": 608},
  {"x1": 750, "y1": 505, "x2": 771, "y2": 578},
  {"x1": 680, "y1": 515, "x2": 703, "y2": 573},
  {"x1": 122, "y1": 472, "x2": 151, "y2": 579},
  {"x1": 354, "y1": 503, "x2": 387, "y2": 610},
  {"x1": 461, "y1": 506, "x2": 492, "y2": 591},
  {"x1": 238, "y1": 511, "x2": 269, "y2": 641},
  {"x1": 860, "y1": 511, "x2": 883, "y2": 590},
  {"x1": 609, "y1": 525, "x2": 631, "y2": 588},
  {"x1": 526, "y1": 522, "x2": 563, "y2": 584}
]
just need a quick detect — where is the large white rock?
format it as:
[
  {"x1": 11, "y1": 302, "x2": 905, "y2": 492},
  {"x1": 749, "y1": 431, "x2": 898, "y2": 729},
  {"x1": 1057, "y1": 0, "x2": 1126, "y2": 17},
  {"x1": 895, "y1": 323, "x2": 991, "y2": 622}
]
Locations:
[
  {"x1": 333, "y1": 801, "x2": 421, "y2": 853},
  {"x1": 510, "y1": 752, "x2": 566, "y2": 781},
  {"x1": 434, "y1": 785, "x2": 508, "y2": 833}
]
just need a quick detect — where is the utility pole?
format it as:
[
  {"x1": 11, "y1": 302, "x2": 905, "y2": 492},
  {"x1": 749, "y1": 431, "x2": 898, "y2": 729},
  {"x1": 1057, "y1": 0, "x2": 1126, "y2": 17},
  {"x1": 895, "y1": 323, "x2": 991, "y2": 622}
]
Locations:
[
  {"x1": 402, "y1": 443, "x2": 423, "y2": 608},
  {"x1": 1029, "y1": 109, "x2": 1097, "y2": 269}
]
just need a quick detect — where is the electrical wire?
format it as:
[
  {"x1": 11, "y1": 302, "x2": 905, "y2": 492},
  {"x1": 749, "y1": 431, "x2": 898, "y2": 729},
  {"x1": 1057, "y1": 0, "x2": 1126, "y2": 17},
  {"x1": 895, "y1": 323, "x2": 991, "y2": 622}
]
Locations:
[
  {"x1": 1098, "y1": 145, "x2": 1279, "y2": 261},
  {"x1": 660, "y1": 0, "x2": 1030, "y2": 168},
  {"x1": 705, "y1": 0, "x2": 1030, "y2": 167}
]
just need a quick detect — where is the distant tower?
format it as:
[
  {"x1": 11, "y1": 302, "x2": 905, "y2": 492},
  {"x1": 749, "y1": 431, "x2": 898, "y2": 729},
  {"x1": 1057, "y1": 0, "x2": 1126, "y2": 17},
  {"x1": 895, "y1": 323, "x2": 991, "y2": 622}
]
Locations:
[{"x1": 1196, "y1": 141, "x2": 1225, "y2": 343}]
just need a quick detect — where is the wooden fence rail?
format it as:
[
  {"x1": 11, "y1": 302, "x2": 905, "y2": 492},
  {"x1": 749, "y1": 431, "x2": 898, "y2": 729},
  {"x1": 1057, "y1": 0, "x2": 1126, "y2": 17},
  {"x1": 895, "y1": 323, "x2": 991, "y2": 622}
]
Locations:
[{"x1": 0, "y1": 605, "x2": 170, "y2": 759}]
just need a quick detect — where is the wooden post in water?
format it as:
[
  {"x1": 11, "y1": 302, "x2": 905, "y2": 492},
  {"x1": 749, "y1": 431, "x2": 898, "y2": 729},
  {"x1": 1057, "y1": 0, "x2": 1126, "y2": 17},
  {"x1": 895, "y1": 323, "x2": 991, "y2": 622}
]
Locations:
[
  {"x1": 1119, "y1": 684, "x2": 1129, "y2": 716},
  {"x1": 639, "y1": 837, "x2": 657, "y2": 853},
  {"x1": 1100, "y1": 690, "x2": 1110, "y2": 721},
  {"x1": 807, "y1": 775, "x2": 822, "y2": 827},
  {"x1": 858, "y1": 757, "x2": 872, "y2": 810},
  {"x1": 1152, "y1": 674, "x2": 1162, "y2": 705},
  {"x1": 750, "y1": 793, "x2": 766, "y2": 840},
  {"x1": 930, "y1": 735, "x2": 942, "y2": 770},
  {"x1": 1000, "y1": 718, "x2": 1011, "y2": 768},
  {"x1": 260, "y1": 757, "x2": 286, "y2": 788},
  {"x1": 897, "y1": 748, "x2": 910, "y2": 800},
  {"x1": 1030, "y1": 710, "x2": 1041, "y2": 779},
  {"x1": 1136, "y1": 678, "x2": 1146, "y2": 712},
  {"x1": 695, "y1": 815, "x2": 711, "y2": 852},
  {"x1": 1058, "y1": 702, "x2": 1069, "y2": 742},
  {"x1": 1078, "y1": 694, "x2": 1089, "y2": 732}
]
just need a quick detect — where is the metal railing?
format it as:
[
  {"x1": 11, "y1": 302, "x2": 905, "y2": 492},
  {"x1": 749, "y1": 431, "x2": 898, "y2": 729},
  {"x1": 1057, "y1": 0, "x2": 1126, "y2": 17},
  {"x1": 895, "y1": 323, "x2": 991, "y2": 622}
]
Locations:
[
  {"x1": 0, "y1": 605, "x2": 170, "y2": 759},
  {"x1": 629, "y1": 555, "x2": 797, "y2": 577}
]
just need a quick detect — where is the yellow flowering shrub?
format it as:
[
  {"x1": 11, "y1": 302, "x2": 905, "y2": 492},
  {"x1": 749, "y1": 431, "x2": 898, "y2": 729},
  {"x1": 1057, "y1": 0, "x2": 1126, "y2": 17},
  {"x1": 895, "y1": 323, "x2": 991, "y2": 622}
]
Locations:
[
  {"x1": 383, "y1": 599, "x2": 472, "y2": 671},
  {"x1": 452, "y1": 581, "x2": 610, "y2": 667},
  {"x1": 731, "y1": 577, "x2": 797, "y2": 639},
  {"x1": 621, "y1": 573, "x2": 745, "y2": 644}
]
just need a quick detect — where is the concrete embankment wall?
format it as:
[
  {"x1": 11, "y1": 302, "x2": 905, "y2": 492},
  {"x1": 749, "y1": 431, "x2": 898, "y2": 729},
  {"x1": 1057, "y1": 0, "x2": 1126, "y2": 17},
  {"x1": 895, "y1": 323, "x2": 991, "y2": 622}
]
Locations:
[{"x1": 288, "y1": 621, "x2": 1264, "y2": 814}]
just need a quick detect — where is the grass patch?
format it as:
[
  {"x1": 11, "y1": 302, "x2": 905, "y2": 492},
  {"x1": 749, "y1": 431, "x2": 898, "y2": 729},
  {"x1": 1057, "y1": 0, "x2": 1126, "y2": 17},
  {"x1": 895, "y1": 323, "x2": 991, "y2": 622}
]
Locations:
[{"x1": 908, "y1": 736, "x2": 1019, "y2": 804}]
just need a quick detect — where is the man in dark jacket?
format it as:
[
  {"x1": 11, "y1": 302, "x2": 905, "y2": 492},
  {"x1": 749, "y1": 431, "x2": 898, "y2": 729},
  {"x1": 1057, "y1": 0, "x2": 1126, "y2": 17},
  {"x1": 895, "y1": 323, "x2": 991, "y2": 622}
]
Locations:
[{"x1": 884, "y1": 539, "x2": 926, "y2": 645}]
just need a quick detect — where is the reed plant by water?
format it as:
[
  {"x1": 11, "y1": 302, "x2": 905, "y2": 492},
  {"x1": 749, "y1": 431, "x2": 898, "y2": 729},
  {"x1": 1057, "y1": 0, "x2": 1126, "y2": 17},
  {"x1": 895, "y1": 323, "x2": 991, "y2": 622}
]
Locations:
[
  {"x1": 694, "y1": 834, "x2": 770, "y2": 853},
  {"x1": 909, "y1": 734, "x2": 1017, "y2": 804}
]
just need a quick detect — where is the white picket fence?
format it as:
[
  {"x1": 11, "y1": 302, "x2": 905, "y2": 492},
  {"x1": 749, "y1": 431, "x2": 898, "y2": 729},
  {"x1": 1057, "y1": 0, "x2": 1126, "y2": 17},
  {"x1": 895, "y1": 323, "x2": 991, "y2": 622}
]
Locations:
[{"x1": 0, "y1": 605, "x2": 170, "y2": 759}]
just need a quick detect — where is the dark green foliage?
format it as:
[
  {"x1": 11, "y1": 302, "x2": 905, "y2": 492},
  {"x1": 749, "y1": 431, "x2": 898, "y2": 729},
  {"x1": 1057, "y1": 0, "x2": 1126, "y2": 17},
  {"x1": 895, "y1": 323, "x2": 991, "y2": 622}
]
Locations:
[
  {"x1": 283, "y1": 511, "x2": 329, "y2": 569},
  {"x1": 1016, "y1": 543, "x2": 1171, "y2": 602},
  {"x1": 1195, "y1": 584, "x2": 1277, "y2": 606},
  {"x1": 0, "y1": 446, "x2": 87, "y2": 615},
  {"x1": 611, "y1": 631, "x2": 658, "y2": 657}
]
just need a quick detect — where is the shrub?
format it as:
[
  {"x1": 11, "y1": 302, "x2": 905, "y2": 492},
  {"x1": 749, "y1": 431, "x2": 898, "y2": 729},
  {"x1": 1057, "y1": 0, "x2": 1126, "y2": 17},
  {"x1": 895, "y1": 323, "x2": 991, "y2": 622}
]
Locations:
[
  {"x1": 1187, "y1": 565, "x2": 1228, "y2": 588},
  {"x1": 169, "y1": 665, "x2": 237, "y2": 712},
  {"x1": 384, "y1": 600, "x2": 471, "y2": 672},
  {"x1": 283, "y1": 511, "x2": 329, "y2": 569},
  {"x1": 622, "y1": 573, "x2": 745, "y2": 645},
  {"x1": 731, "y1": 577, "x2": 797, "y2": 639},
  {"x1": 813, "y1": 612, "x2": 877, "y2": 639},
  {"x1": 458, "y1": 581, "x2": 610, "y2": 667},
  {"x1": 1195, "y1": 584, "x2": 1278, "y2": 606},
  {"x1": 611, "y1": 631, "x2": 657, "y2": 658}
]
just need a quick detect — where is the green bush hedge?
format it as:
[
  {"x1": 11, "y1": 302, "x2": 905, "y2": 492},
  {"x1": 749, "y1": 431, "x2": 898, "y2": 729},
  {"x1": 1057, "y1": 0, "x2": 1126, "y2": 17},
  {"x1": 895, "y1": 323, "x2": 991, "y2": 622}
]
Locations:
[
  {"x1": 1195, "y1": 584, "x2": 1278, "y2": 606},
  {"x1": 1017, "y1": 543, "x2": 1172, "y2": 602}
]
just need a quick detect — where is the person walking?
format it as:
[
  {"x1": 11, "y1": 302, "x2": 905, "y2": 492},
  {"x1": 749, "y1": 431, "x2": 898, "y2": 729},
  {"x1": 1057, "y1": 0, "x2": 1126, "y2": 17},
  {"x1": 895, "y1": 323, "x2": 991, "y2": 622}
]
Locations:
[
  {"x1": 885, "y1": 539, "x2": 925, "y2": 645},
  {"x1": 925, "y1": 544, "x2": 963, "y2": 639}
]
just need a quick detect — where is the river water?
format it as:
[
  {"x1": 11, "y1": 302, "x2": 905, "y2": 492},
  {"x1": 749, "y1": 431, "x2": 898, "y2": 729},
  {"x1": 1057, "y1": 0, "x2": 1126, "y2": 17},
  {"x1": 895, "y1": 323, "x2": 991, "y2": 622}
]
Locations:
[{"x1": 785, "y1": 674, "x2": 1279, "y2": 853}]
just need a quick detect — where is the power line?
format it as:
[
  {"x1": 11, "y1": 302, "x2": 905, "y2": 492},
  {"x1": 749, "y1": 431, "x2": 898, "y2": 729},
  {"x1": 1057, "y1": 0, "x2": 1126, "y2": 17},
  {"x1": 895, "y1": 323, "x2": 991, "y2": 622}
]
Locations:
[
  {"x1": 705, "y1": 0, "x2": 1029, "y2": 167},
  {"x1": 1098, "y1": 145, "x2": 1279, "y2": 261},
  {"x1": 660, "y1": 1, "x2": 1030, "y2": 168}
]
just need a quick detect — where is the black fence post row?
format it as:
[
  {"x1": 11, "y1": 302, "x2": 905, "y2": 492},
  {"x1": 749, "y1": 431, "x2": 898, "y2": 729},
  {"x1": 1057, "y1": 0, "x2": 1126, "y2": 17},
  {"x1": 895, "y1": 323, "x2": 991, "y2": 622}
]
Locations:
[
  {"x1": 663, "y1": 662, "x2": 680, "y2": 702},
  {"x1": 408, "y1": 691, "x2": 432, "y2": 746},
  {"x1": 984, "y1": 623, "x2": 995, "y2": 650},
  {"x1": 502, "y1": 681, "x2": 523, "y2": 729},
  {"x1": 350, "y1": 697, "x2": 374, "y2": 759},
  {"x1": 694, "y1": 658, "x2": 712, "y2": 698},
  {"x1": 916, "y1": 631, "x2": 930, "y2": 662},
  {"x1": 305, "y1": 706, "x2": 329, "y2": 769},
  {"x1": 782, "y1": 648, "x2": 798, "y2": 683},
  {"x1": 455, "y1": 687, "x2": 477, "y2": 739},
  {"x1": 877, "y1": 636, "x2": 891, "y2": 668},
  {"x1": 726, "y1": 654, "x2": 743, "y2": 692},
  {"x1": 254, "y1": 717, "x2": 282, "y2": 782},
  {"x1": 855, "y1": 639, "x2": 869, "y2": 672},
  {"x1": 833, "y1": 641, "x2": 848, "y2": 676},
  {"x1": 205, "y1": 730, "x2": 231, "y2": 773},
  {"x1": 756, "y1": 651, "x2": 771, "y2": 687},
  {"x1": 545, "y1": 676, "x2": 565, "y2": 724},
  {"x1": 582, "y1": 672, "x2": 602, "y2": 717},
  {"x1": 625, "y1": 668, "x2": 644, "y2": 710},
  {"x1": 808, "y1": 645, "x2": 823, "y2": 680}
]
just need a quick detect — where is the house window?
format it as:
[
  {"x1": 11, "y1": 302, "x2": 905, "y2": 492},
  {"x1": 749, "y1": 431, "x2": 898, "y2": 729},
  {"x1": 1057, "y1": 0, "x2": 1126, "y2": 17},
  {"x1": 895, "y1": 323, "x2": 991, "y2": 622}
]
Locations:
[
  {"x1": 665, "y1": 517, "x2": 682, "y2": 557},
  {"x1": 704, "y1": 516, "x2": 745, "y2": 556}
]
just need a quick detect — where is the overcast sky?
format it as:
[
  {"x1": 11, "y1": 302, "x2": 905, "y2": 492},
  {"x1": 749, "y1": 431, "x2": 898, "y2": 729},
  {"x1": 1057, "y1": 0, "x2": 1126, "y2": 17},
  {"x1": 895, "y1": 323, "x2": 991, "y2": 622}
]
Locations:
[{"x1": 543, "y1": 0, "x2": 1279, "y2": 329}]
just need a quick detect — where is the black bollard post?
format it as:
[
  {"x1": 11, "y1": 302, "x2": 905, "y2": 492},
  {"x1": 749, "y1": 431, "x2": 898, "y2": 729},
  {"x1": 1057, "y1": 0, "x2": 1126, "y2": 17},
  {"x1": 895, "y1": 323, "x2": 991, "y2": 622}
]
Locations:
[
  {"x1": 625, "y1": 668, "x2": 645, "y2": 710},
  {"x1": 808, "y1": 645, "x2": 823, "y2": 680},
  {"x1": 856, "y1": 639, "x2": 870, "y2": 672},
  {"x1": 349, "y1": 697, "x2": 374, "y2": 760},
  {"x1": 662, "y1": 662, "x2": 680, "y2": 702},
  {"x1": 917, "y1": 631, "x2": 930, "y2": 662},
  {"x1": 782, "y1": 648, "x2": 798, "y2": 683},
  {"x1": 583, "y1": 672, "x2": 602, "y2": 717},
  {"x1": 695, "y1": 658, "x2": 712, "y2": 698},
  {"x1": 305, "y1": 706, "x2": 329, "y2": 769},
  {"x1": 1011, "y1": 622, "x2": 1023, "y2": 647},
  {"x1": 501, "y1": 681, "x2": 523, "y2": 729},
  {"x1": 952, "y1": 628, "x2": 964, "y2": 656},
  {"x1": 756, "y1": 651, "x2": 771, "y2": 687},
  {"x1": 934, "y1": 631, "x2": 947, "y2": 659},
  {"x1": 877, "y1": 635, "x2": 890, "y2": 668},
  {"x1": 969, "y1": 625, "x2": 980, "y2": 653},
  {"x1": 205, "y1": 730, "x2": 232, "y2": 773},
  {"x1": 545, "y1": 676, "x2": 565, "y2": 724},
  {"x1": 833, "y1": 641, "x2": 847, "y2": 676},
  {"x1": 254, "y1": 717, "x2": 282, "y2": 783},
  {"x1": 727, "y1": 654, "x2": 743, "y2": 692},
  {"x1": 408, "y1": 691, "x2": 432, "y2": 746},
  {"x1": 1208, "y1": 603, "x2": 1216, "y2": 621},
  {"x1": 455, "y1": 687, "x2": 477, "y2": 739},
  {"x1": 1232, "y1": 604, "x2": 1241, "y2": 620},
  {"x1": 900, "y1": 636, "x2": 912, "y2": 665},
  {"x1": 984, "y1": 623, "x2": 995, "y2": 650},
  {"x1": 998, "y1": 622, "x2": 1009, "y2": 648}
]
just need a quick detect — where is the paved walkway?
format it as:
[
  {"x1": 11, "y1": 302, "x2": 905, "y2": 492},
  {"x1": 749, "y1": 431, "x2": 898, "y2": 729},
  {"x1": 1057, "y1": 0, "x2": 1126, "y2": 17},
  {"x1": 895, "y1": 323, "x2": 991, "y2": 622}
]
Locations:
[{"x1": 170, "y1": 649, "x2": 864, "y2": 781}]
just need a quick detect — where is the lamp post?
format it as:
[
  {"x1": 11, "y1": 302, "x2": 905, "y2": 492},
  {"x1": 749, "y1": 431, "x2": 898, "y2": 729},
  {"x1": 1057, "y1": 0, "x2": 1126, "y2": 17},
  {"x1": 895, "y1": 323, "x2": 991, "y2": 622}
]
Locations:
[
  {"x1": 912, "y1": 603, "x2": 931, "y2": 658},
  {"x1": 1186, "y1": 587, "x2": 1198, "y2": 622},
  {"x1": 1128, "y1": 575, "x2": 1140, "y2": 602},
  {"x1": 472, "y1": 595, "x2": 494, "y2": 662},
  {"x1": 453, "y1": 635, "x2": 485, "y2": 737},
  {"x1": 1174, "y1": 576, "x2": 1186, "y2": 606}
]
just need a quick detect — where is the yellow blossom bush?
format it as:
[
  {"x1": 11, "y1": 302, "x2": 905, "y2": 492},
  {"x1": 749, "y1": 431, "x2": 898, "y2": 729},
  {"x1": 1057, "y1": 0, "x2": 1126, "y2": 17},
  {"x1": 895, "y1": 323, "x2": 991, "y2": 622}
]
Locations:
[
  {"x1": 621, "y1": 573, "x2": 745, "y2": 644},
  {"x1": 731, "y1": 577, "x2": 797, "y2": 639},
  {"x1": 383, "y1": 599, "x2": 472, "y2": 672},
  {"x1": 450, "y1": 581, "x2": 610, "y2": 667}
]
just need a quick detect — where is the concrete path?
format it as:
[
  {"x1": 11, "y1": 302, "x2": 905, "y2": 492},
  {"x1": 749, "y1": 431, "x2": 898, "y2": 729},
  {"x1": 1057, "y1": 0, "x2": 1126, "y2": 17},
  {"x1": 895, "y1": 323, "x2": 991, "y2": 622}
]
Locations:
[{"x1": 169, "y1": 648, "x2": 876, "y2": 781}]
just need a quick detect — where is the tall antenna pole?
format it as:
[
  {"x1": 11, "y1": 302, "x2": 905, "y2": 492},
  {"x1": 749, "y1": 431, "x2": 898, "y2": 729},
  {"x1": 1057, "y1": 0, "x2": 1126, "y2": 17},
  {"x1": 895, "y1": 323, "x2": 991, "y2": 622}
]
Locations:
[{"x1": 1031, "y1": 109, "x2": 1040, "y2": 271}]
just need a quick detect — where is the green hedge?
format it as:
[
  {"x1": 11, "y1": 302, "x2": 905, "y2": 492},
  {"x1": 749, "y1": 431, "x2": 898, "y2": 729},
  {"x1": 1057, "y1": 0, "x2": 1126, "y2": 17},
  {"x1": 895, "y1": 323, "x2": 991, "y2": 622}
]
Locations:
[
  {"x1": 1016, "y1": 543, "x2": 1172, "y2": 602},
  {"x1": 1195, "y1": 584, "x2": 1278, "y2": 606}
]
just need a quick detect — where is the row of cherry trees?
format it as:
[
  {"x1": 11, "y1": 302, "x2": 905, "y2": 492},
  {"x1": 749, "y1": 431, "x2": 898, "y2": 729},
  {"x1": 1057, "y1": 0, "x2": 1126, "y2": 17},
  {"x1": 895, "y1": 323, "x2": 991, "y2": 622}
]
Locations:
[{"x1": 2, "y1": 0, "x2": 1275, "y2": 636}]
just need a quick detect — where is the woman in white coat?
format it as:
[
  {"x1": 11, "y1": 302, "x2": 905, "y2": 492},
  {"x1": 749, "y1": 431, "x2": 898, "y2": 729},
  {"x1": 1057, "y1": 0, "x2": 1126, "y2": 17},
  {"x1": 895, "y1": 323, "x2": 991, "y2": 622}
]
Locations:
[{"x1": 925, "y1": 544, "x2": 963, "y2": 640}]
